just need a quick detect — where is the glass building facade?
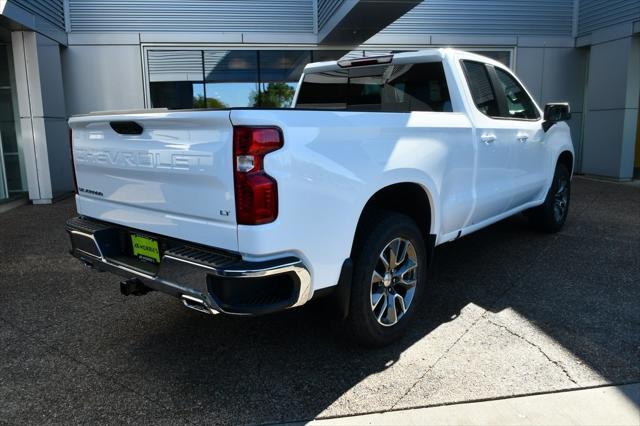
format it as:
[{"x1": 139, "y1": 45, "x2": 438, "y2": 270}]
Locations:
[
  {"x1": 147, "y1": 49, "x2": 512, "y2": 110},
  {"x1": 0, "y1": 44, "x2": 25, "y2": 202},
  {"x1": 148, "y1": 50, "x2": 350, "y2": 109}
]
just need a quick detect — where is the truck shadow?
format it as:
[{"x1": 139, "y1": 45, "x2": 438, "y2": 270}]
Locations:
[{"x1": 129, "y1": 205, "x2": 640, "y2": 424}]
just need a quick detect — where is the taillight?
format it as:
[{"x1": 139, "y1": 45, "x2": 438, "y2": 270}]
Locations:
[
  {"x1": 233, "y1": 126, "x2": 283, "y2": 225},
  {"x1": 69, "y1": 128, "x2": 78, "y2": 194}
]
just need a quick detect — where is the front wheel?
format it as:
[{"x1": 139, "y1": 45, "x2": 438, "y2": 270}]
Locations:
[
  {"x1": 346, "y1": 212, "x2": 427, "y2": 347},
  {"x1": 526, "y1": 163, "x2": 571, "y2": 232}
]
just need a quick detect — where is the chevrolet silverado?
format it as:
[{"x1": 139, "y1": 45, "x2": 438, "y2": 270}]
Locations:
[{"x1": 66, "y1": 49, "x2": 574, "y2": 346}]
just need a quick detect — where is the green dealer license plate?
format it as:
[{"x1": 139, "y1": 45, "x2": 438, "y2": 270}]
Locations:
[{"x1": 131, "y1": 234, "x2": 160, "y2": 263}]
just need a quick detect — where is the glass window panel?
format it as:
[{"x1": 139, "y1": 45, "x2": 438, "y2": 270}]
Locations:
[
  {"x1": 247, "y1": 82, "x2": 296, "y2": 108},
  {"x1": 204, "y1": 82, "x2": 258, "y2": 108},
  {"x1": 147, "y1": 50, "x2": 206, "y2": 109},
  {"x1": 494, "y1": 67, "x2": 540, "y2": 119},
  {"x1": 0, "y1": 89, "x2": 15, "y2": 123},
  {"x1": 150, "y1": 81, "x2": 203, "y2": 109},
  {"x1": 205, "y1": 50, "x2": 258, "y2": 82},
  {"x1": 0, "y1": 44, "x2": 23, "y2": 198},
  {"x1": 258, "y1": 50, "x2": 309, "y2": 83},
  {"x1": 0, "y1": 122, "x2": 18, "y2": 153},
  {"x1": 0, "y1": 47, "x2": 10, "y2": 87},
  {"x1": 296, "y1": 62, "x2": 452, "y2": 113},
  {"x1": 204, "y1": 50, "x2": 258, "y2": 107},
  {"x1": 4, "y1": 154, "x2": 22, "y2": 192},
  {"x1": 256, "y1": 51, "x2": 310, "y2": 108},
  {"x1": 192, "y1": 83, "x2": 206, "y2": 108}
]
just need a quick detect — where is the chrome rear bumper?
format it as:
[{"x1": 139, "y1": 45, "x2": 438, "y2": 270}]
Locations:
[{"x1": 66, "y1": 216, "x2": 311, "y2": 315}]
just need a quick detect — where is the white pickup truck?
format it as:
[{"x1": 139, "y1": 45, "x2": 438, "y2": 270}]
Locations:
[{"x1": 66, "y1": 49, "x2": 574, "y2": 346}]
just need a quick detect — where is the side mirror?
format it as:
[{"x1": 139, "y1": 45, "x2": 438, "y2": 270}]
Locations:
[{"x1": 543, "y1": 102, "x2": 571, "y2": 131}]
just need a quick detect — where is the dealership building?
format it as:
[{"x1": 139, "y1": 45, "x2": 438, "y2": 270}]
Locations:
[{"x1": 0, "y1": 0, "x2": 638, "y2": 204}]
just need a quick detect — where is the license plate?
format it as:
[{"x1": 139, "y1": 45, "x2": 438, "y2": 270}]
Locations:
[{"x1": 131, "y1": 234, "x2": 160, "y2": 264}]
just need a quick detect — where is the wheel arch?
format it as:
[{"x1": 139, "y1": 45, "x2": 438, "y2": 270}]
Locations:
[
  {"x1": 557, "y1": 150, "x2": 574, "y2": 176},
  {"x1": 350, "y1": 182, "x2": 435, "y2": 258}
]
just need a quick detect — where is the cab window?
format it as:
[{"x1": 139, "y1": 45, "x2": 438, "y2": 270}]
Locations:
[
  {"x1": 296, "y1": 61, "x2": 452, "y2": 112},
  {"x1": 494, "y1": 68, "x2": 540, "y2": 120}
]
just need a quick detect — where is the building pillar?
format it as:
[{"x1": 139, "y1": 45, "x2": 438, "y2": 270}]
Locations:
[
  {"x1": 582, "y1": 35, "x2": 640, "y2": 180},
  {"x1": 11, "y1": 31, "x2": 71, "y2": 204}
]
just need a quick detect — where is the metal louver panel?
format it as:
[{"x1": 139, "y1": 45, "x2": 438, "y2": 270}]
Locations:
[
  {"x1": 380, "y1": 0, "x2": 574, "y2": 36},
  {"x1": 148, "y1": 51, "x2": 203, "y2": 82},
  {"x1": 10, "y1": 0, "x2": 65, "y2": 31},
  {"x1": 318, "y1": 0, "x2": 346, "y2": 30},
  {"x1": 69, "y1": 0, "x2": 315, "y2": 33},
  {"x1": 578, "y1": 0, "x2": 640, "y2": 36}
]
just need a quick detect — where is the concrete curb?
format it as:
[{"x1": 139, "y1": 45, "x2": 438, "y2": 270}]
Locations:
[{"x1": 306, "y1": 384, "x2": 640, "y2": 425}]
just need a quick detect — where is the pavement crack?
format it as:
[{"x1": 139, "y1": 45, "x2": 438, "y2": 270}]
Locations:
[
  {"x1": 389, "y1": 312, "x2": 487, "y2": 411},
  {"x1": 391, "y1": 235, "x2": 556, "y2": 410},
  {"x1": 486, "y1": 318, "x2": 578, "y2": 385}
]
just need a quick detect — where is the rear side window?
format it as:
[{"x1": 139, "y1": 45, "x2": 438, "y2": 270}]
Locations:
[
  {"x1": 295, "y1": 62, "x2": 452, "y2": 113},
  {"x1": 494, "y1": 68, "x2": 540, "y2": 120},
  {"x1": 462, "y1": 60, "x2": 500, "y2": 117}
]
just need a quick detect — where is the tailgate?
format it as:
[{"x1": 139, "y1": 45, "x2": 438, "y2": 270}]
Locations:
[{"x1": 69, "y1": 110, "x2": 238, "y2": 251}]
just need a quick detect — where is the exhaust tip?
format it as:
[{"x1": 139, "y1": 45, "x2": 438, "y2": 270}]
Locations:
[{"x1": 181, "y1": 295, "x2": 218, "y2": 315}]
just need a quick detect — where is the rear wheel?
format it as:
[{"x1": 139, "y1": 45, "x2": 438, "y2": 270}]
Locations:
[
  {"x1": 527, "y1": 163, "x2": 571, "y2": 232},
  {"x1": 346, "y1": 212, "x2": 427, "y2": 347}
]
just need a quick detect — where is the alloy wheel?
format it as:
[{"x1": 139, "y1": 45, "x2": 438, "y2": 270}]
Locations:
[
  {"x1": 554, "y1": 176, "x2": 569, "y2": 222},
  {"x1": 370, "y1": 237, "x2": 418, "y2": 327}
]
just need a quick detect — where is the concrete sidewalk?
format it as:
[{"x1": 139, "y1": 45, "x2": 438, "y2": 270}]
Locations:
[{"x1": 308, "y1": 384, "x2": 640, "y2": 425}]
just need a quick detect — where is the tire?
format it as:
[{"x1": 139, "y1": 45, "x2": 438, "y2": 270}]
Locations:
[
  {"x1": 527, "y1": 163, "x2": 571, "y2": 233},
  {"x1": 345, "y1": 211, "x2": 427, "y2": 347}
]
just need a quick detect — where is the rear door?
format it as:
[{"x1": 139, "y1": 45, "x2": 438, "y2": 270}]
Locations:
[{"x1": 69, "y1": 110, "x2": 238, "y2": 251}]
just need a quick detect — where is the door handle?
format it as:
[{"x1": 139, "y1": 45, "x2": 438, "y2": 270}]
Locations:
[
  {"x1": 516, "y1": 133, "x2": 529, "y2": 142},
  {"x1": 480, "y1": 134, "x2": 496, "y2": 145}
]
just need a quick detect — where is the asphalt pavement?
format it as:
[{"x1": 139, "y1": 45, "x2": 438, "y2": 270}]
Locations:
[{"x1": 1, "y1": 177, "x2": 639, "y2": 424}]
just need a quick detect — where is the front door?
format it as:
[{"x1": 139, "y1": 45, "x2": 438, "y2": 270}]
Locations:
[
  {"x1": 490, "y1": 67, "x2": 548, "y2": 209},
  {"x1": 461, "y1": 60, "x2": 517, "y2": 226}
]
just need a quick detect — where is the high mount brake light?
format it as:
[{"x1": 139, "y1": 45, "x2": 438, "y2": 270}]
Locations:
[
  {"x1": 337, "y1": 55, "x2": 394, "y2": 68},
  {"x1": 233, "y1": 126, "x2": 283, "y2": 225}
]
